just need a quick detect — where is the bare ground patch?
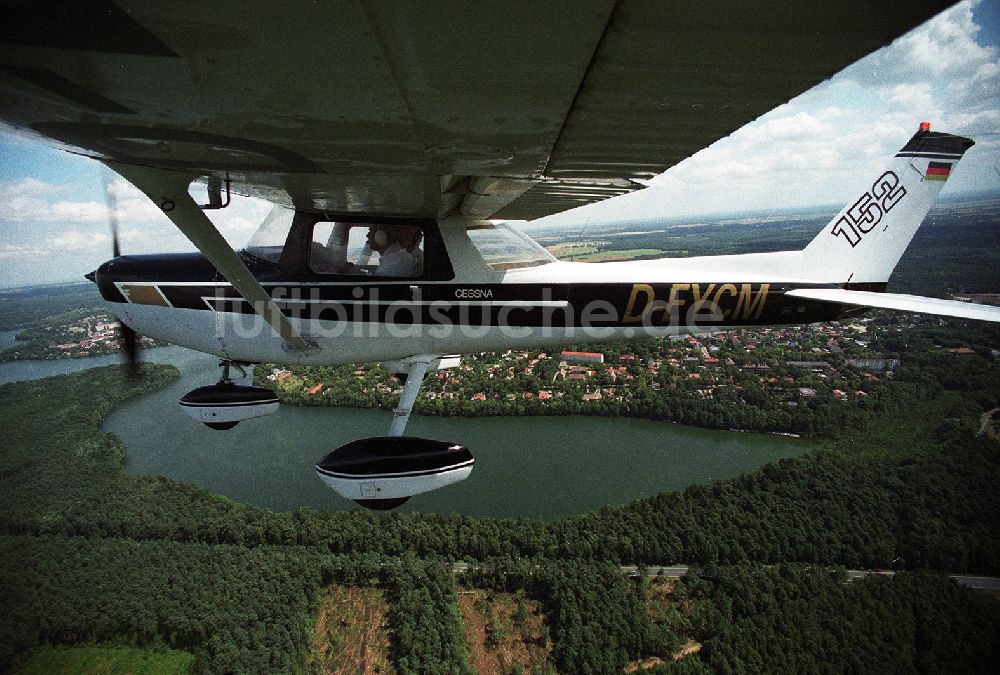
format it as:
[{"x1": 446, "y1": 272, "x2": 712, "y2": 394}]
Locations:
[
  {"x1": 312, "y1": 586, "x2": 393, "y2": 674},
  {"x1": 457, "y1": 589, "x2": 551, "y2": 674},
  {"x1": 624, "y1": 578, "x2": 700, "y2": 671}
]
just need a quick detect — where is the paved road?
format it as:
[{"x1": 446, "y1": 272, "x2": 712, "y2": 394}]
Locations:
[
  {"x1": 846, "y1": 571, "x2": 1000, "y2": 591},
  {"x1": 620, "y1": 565, "x2": 689, "y2": 578},
  {"x1": 450, "y1": 563, "x2": 1000, "y2": 590}
]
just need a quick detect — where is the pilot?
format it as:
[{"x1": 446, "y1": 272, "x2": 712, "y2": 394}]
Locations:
[{"x1": 366, "y1": 225, "x2": 417, "y2": 277}]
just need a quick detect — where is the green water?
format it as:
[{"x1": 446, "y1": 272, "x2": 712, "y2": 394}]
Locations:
[{"x1": 97, "y1": 347, "x2": 817, "y2": 519}]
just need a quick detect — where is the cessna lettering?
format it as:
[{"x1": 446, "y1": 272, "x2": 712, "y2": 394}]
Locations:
[{"x1": 456, "y1": 288, "x2": 494, "y2": 299}]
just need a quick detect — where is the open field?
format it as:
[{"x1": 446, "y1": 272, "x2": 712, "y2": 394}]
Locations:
[{"x1": 12, "y1": 645, "x2": 193, "y2": 674}]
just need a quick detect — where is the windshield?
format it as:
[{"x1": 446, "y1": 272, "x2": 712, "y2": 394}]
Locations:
[
  {"x1": 244, "y1": 205, "x2": 295, "y2": 263},
  {"x1": 466, "y1": 223, "x2": 555, "y2": 270}
]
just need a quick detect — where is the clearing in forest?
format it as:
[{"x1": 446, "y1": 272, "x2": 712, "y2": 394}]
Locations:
[
  {"x1": 457, "y1": 589, "x2": 551, "y2": 674},
  {"x1": 623, "y1": 579, "x2": 701, "y2": 672},
  {"x1": 312, "y1": 586, "x2": 393, "y2": 674}
]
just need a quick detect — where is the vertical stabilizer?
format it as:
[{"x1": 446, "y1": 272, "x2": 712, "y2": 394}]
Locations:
[{"x1": 801, "y1": 124, "x2": 974, "y2": 284}]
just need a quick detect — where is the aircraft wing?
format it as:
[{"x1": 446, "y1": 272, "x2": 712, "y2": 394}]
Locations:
[
  {"x1": 785, "y1": 289, "x2": 1000, "y2": 323},
  {"x1": 0, "y1": 0, "x2": 955, "y2": 220}
]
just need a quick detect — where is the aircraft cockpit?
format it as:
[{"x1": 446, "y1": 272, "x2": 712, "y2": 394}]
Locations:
[
  {"x1": 242, "y1": 206, "x2": 554, "y2": 280},
  {"x1": 242, "y1": 207, "x2": 451, "y2": 280}
]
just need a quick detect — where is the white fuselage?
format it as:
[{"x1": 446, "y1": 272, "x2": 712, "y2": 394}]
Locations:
[{"x1": 106, "y1": 221, "x2": 834, "y2": 366}]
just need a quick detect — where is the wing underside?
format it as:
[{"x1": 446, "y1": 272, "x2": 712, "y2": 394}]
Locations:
[{"x1": 0, "y1": 0, "x2": 955, "y2": 219}]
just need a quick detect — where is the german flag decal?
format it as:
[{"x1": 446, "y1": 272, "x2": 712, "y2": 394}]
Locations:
[{"x1": 926, "y1": 161, "x2": 952, "y2": 181}]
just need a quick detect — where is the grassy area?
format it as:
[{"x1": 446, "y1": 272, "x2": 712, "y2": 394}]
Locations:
[
  {"x1": 571, "y1": 247, "x2": 669, "y2": 262},
  {"x1": 13, "y1": 645, "x2": 193, "y2": 674}
]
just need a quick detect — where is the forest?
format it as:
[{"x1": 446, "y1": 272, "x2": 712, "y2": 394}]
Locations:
[
  {"x1": 0, "y1": 282, "x2": 103, "y2": 331},
  {"x1": 1, "y1": 313, "x2": 998, "y2": 671}
]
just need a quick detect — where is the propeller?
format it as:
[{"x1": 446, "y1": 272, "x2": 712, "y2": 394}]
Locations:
[{"x1": 102, "y1": 167, "x2": 141, "y2": 378}]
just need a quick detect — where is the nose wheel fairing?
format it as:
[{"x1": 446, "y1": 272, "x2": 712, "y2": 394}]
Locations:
[{"x1": 179, "y1": 361, "x2": 279, "y2": 429}]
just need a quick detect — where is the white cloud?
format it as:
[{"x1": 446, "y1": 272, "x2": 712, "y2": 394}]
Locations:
[
  {"x1": 49, "y1": 200, "x2": 109, "y2": 224},
  {"x1": 0, "y1": 177, "x2": 112, "y2": 225},
  {"x1": 949, "y1": 57, "x2": 1000, "y2": 106},
  {"x1": 0, "y1": 242, "x2": 49, "y2": 259},
  {"x1": 862, "y1": 1, "x2": 994, "y2": 84},
  {"x1": 5, "y1": 176, "x2": 71, "y2": 197},
  {"x1": 0, "y1": 172, "x2": 269, "y2": 258},
  {"x1": 741, "y1": 112, "x2": 833, "y2": 144},
  {"x1": 208, "y1": 196, "x2": 272, "y2": 247},
  {"x1": 47, "y1": 230, "x2": 109, "y2": 251}
]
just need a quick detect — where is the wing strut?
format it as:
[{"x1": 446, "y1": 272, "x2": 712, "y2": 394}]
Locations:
[{"x1": 104, "y1": 162, "x2": 312, "y2": 351}]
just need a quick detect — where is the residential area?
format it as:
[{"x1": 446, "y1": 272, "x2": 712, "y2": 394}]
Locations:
[
  {"x1": 0, "y1": 310, "x2": 156, "y2": 361},
  {"x1": 259, "y1": 314, "x2": 994, "y2": 436}
]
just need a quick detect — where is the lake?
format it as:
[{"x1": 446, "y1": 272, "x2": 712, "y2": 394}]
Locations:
[
  {"x1": 0, "y1": 346, "x2": 816, "y2": 519},
  {"x1": 85, "y1": 348, "x2": 816, "y2": 519}
]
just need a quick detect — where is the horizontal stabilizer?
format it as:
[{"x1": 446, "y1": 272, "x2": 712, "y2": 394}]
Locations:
[{"x1": 785, "y1": 288, "x2": 1000, "y2": 323}]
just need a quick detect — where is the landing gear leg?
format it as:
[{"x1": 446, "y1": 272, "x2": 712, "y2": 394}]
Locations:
[
  {"x1": 218, "y1": 360, "x2": 248, "y2": 386},
  {"x1": 387, "y1": 356, "x2": 434, "y2": 436}
]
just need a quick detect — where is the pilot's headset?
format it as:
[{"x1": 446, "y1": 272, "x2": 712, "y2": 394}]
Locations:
[{"x1": 358, "y1": 225, "x2": 389, "y2": 268}]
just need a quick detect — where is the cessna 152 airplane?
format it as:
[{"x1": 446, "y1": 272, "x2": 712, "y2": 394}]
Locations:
[{"x1": 1, "y1": 1, "x2": 998, "y2": 508}]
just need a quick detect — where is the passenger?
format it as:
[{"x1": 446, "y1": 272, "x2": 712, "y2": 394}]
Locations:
[
  {"x1": 366, "y1": 225, "x2": 416, "y2": 277},
  {"x1": 398, "y1": 226, "x2": 424, "y2": 276}
]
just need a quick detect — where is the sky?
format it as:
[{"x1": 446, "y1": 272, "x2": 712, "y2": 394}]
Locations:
[{"x1": 1, "y1": 0, "x2": 999, "y2": 287}]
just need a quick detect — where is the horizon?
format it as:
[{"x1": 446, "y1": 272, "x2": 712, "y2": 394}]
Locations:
[{"x1": 1, "y1": 190, "x2": 997, "y2": 291}]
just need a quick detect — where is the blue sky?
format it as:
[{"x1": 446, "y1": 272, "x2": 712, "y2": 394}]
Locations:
[{"x1": 1, "y1": 0, "x2": 999, "y2": 287}]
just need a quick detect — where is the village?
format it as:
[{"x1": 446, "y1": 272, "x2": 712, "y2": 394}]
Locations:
[
  {"x1": 0, "y1": 310, "x2": 157, "y2": 361},
  {"x1": 259, "y1": 316, "x2": 987, "y2": 428}
]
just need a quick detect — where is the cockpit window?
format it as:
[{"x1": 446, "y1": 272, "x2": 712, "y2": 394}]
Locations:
[
  {"x1": 244, "y1": 205, "x2": 295, "y2": 263},
  {"x1": 466, "y1": 223, "x2": 555, "y2": 270},
  {"x1": 243, "y1": 209, "x2": 444, "y2": 278},
  {"x1": 310, "y1": 222, "x2": 424, "y2": 278}
]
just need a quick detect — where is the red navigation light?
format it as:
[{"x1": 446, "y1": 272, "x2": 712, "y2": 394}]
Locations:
[{"x1": 919, "y1": 121, "x2": 931, "y2": 132}]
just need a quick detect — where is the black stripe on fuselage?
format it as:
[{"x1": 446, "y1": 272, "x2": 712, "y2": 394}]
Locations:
[
  {"x1": 117, "y1": 282, "x2": 864, "y2": 328},
  {"x1": 158, "y1": 285, "x2": 219, "y2": 310}
]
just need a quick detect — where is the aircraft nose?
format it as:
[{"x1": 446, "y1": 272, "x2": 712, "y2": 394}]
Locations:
[{"x1": 87, "y1": 258, "x2": 118, "y2": 295}]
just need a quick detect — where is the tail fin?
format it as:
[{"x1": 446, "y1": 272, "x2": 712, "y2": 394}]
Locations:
[{"x1": 801, "y1": 123, "x2": 974, "y2": 284}]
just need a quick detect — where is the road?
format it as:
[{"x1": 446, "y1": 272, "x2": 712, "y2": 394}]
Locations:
[
  {"x1": 627, "y1": 566, "x2": 1000, "y2": 590},
  {"x1": 449, "y1": 563, "x2": 1000, "y2": 591}
]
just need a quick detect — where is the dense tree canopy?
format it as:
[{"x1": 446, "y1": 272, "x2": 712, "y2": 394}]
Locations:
[{"x1": 1, "y1": 311, "x2": 998, "y2": 671}]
